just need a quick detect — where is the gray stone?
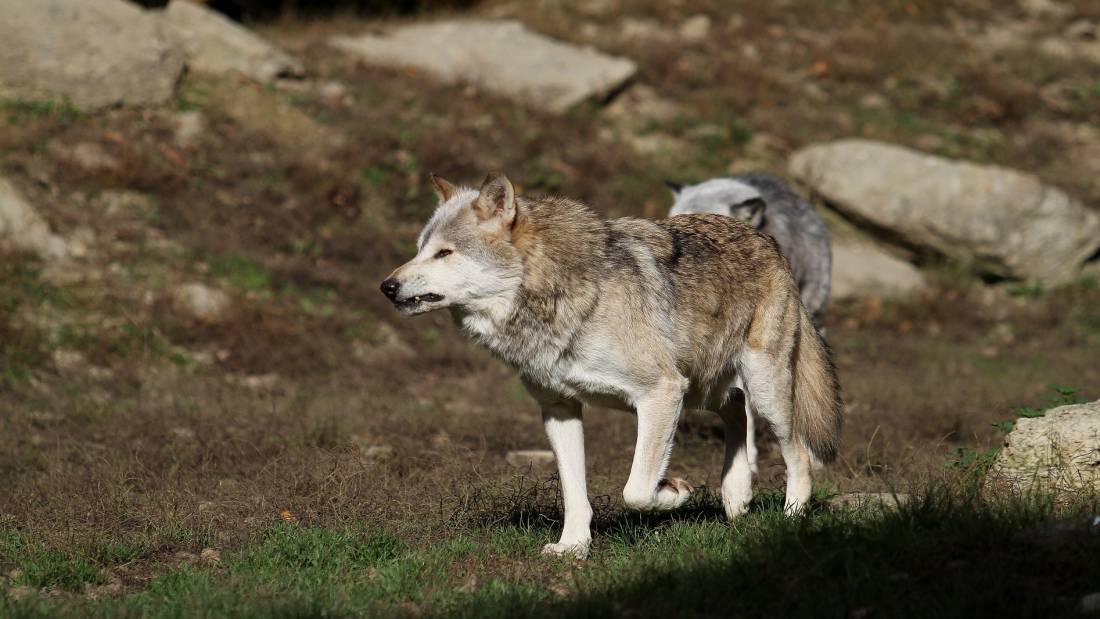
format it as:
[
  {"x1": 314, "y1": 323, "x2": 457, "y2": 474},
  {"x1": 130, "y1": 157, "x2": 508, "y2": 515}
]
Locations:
[
  {"x1": 330, "y1": 20, "x2": 636, "y2": 113},
  {"x1": 56, "y1": 142, "x2": 120, "y2": 172},
  {"x1": 678, "y1": 14, "x2": 712, "y2": 42},
  {"x1": 158, "y1": 0, "x2": 303, "y2": 82},
  {"x1": 168, "y1": 282, "x2": 230, "y2": 322},
  {"x1": 172, "y1": 110, "x2": 204, "y2": 148},
  {"x1": 789, "y1": 139, "x2": 1100, "y2": 283},
  {"x1": 0, "y1": 0, "x2": 184, "y2": 111},
  {"x1": 990, "y1": 400, "x2": 1100, "y2": 494},
  {"x1": 0, "y1": 177, "x2": 68, "y2": 260},
  {"x1": 506, "y1": 449, "x2": 555, "y2": 468},
  {"x1": 831, "y1": 239, "x2": 925, "y2": 300}
]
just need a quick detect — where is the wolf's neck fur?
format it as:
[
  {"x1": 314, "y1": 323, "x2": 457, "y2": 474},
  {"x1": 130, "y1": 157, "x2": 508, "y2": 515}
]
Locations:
[{"x1": 459, "y1": 196, "x2": 608, "y2": 388}]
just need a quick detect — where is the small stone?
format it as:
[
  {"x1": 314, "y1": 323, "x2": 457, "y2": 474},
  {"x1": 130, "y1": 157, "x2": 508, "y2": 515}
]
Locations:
[
  {"x1": 678, "y1": 14, "x2": 712, "y2": 42},
  {"x1": 173, "y1": 111, "x2": 204, "y2": 148},
  {"x1": 317, "y1": 81, "x2": 350, "y2": 107},
  {"x1": 168, "y1": 283, "x2": 231, "y2": 323},
  {"x1": 1080, "y1": 592, "x2": 1100, "y2": 613},
  {"x1": 727, "y1": 14, "x2": 745, "y2": 31},
  {"x1": 506, "y1": 449, "x2": 555, "y2": 468},
  {"x1": 1066, "y1": 19, "x2": 1097, "y2": 39},
  {"x1": 170, "y1": 427, "x2": 195, "y2": 440},
  {"x1": 65, "y1": 142, "x2": 120, "y2": 172},
  {"x1": 52, "y1": 349, "x2": 87, "y2": 371},
  {"x1": 859, "y1": 93, "x2": 888, "y2": 109}
]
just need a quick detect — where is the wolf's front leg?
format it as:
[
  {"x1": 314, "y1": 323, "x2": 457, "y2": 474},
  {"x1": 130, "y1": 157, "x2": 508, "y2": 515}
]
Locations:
[
  {"x1": 529, "y1": 386, "x2": 592, "y2": 559},
  {"x1": 622, "y1": 375, "x2": 692, "y2": 511}
]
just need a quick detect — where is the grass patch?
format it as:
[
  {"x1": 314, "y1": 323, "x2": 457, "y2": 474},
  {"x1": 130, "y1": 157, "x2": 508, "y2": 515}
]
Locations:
[{"x1": 5, "y1": 487, "x2": 1097, "y2": 617}]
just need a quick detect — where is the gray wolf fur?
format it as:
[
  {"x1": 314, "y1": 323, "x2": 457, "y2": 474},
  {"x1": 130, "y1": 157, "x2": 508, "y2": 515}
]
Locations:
[
  {"x1": 667, "y1": 172, "x2": 832, "y2": 328},
  {"x1": 381, "y1": 173, "x2": 843, "y2": 558}
]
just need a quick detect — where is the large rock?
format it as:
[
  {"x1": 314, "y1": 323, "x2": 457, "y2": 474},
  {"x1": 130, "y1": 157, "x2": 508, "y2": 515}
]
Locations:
[
  {"x1": 831, "y1": 239, "x2": 926, "y2": 300},
  {"x1": 158, "y1": 0, "x2": 304, "y2": 82},
  {"x1": 789, "y1": 139, "x2": 1100, "y2": 283},
  {"x1": 0, "y1": 178, "x2": 68, "y2": 260},
  {"x1": 0, "y1": 0, "x2": 184, "y2": 110},
  {"x1": 989, "y1": 400, "x2": 1100, "y2": 494},
  {"x1": 330, "y1": 20, "x2": 636, "y2": 113}
]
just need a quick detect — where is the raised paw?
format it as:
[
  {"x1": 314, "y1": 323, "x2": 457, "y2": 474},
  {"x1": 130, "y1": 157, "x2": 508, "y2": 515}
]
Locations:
[
  {"x1": 653, "y1": 477, "x2": 693, "y2": 510},
  {"x1": 541, "y1": 541, "x2": 590, "y2": 559}
]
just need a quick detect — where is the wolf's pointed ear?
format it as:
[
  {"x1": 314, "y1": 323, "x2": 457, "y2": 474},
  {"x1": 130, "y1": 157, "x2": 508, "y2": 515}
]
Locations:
[
  {"x1": 664, "y1": 180, "x2": 684, "y2": 196},
  {"x1": 429, "y1": 173, "x2": 458, "y2": 202},
  {"x1": 473, "y1": 172, "x2": 516, "y2": 226},
  {"x1": 730, "y1": 197, "x2": 767, "y2": 228}
]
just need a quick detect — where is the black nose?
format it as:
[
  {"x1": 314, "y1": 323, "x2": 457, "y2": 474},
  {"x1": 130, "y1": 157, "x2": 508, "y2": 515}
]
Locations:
[{"x1": 380, "y1": 278, "x2": 400, "y2": 299}]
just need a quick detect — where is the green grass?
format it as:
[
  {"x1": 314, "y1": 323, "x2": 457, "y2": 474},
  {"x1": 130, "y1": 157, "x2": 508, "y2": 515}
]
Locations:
[{"x1": 4, "y1": 487, "x2": 1098, "y2": 618}]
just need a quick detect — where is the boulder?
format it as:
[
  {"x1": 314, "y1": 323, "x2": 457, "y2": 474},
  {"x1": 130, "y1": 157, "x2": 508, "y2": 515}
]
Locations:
[
  {"x1": 831, "y1": 239, "x2": 926, "y2": 300},
  {"x1": 989, "y1": 400, "x2": 1100, "y2": 494},
  {"x1": 789, "y1": 139, "x2": 1100, "y2": 283},
  {"x1": 158, "y1": 0, "x2": 304, "y2": 82},
  {"x1": 0, "y1": 177, "x2": 68, "y2": 260},
  {"x1": 329, "y1": 20, "x2": 636, "y2": 113},
  {"x1": 0, "y1": 0, "x2": 184, "y2": 110}
]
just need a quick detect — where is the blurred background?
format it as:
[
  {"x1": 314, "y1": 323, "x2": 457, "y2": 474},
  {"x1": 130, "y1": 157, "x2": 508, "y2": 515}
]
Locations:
[{"x1": 0, "y1": 0, "x2": 1098, "y2": 613}]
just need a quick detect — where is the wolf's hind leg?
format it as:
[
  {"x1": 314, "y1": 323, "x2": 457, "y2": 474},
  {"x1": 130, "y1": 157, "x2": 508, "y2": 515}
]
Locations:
[
  {"x1": 622, "y1": 375, "x2": 692, "y2": 511},
  {"x1": 741, "y1": 351, "x2": 812, "y2": 515},
  {"x1": 529, "y1": 385, "x2": 591, "y2": 558},
  {"x1": 718, "y1": 394, "x2": 754, "y2": 519},
  {"x1": 737, "y1": 390, "x2": 759, "y2": 474}
]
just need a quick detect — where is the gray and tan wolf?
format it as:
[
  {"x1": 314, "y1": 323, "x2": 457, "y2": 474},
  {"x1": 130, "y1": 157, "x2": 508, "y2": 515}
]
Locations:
[
  {"x1": 667, "y1": 172, "x2": 834, "y2": 475},
  {"x1": 380, "y1": 173, "x2": 843, "y2": 558}
]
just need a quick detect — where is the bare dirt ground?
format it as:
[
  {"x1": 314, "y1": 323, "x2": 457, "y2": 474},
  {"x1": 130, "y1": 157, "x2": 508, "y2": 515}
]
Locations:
[{"x1": 1, "y1": 0, "x2": 1098, "y2": 613}]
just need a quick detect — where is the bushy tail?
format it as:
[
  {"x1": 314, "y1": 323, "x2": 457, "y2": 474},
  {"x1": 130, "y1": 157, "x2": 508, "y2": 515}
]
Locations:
[{"x1": 791, "y1": 308, "x2": 843, "y2": 465}]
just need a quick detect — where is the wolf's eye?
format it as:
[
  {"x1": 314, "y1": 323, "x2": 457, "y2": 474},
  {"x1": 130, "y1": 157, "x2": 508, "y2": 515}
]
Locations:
[{"x1": 434, "y1": 249, "x2": 453, "y2": 259}]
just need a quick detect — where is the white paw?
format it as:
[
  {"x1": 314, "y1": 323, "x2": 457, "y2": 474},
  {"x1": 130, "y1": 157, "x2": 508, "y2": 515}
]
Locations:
[
  {"x1": 541, "y1": 541, "x2": 590, "y2": 559},
  {"x1": 653, "y1": 477, "x2": 693, "y2": 510}
]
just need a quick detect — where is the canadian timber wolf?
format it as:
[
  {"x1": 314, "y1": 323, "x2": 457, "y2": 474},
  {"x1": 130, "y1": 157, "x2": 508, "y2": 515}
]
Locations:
[
  {"x1": 667, "y1": 172, "x2": 834, "y2": 476},
  {"x1": 380, "y1": 172, "x2": 843, "y2": 558}
]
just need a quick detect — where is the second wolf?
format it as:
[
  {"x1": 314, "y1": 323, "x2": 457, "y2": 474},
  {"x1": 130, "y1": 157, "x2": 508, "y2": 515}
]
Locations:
[
  {"x1": 381, "y1": 173, "x2": 843, "y2": 558},
  {"x1": 667, "y1": 172, "x2": 832, "y2": 328}
]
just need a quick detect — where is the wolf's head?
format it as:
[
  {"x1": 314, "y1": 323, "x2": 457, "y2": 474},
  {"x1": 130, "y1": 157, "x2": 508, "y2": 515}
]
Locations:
[
  {"x1": 667, "y1": 178, "x2": 767, "y2": 228},
  {"x1": 380, "y1": 173, "x2": 525, "y2": 317}
]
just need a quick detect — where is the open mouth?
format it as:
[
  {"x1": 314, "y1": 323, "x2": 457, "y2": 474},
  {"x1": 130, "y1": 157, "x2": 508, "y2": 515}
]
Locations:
[{"x1": 395, "y1": 293, "x2": 444, "y2": 310}]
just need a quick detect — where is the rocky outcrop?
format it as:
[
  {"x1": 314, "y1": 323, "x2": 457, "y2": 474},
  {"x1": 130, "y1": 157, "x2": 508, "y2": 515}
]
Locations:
[
  {"x1": 789, "y1": 139, "x2": 1100, "y2": 283},
  {"x1": 158, "y1": 0, "x2": 304, "y2": 82},
  {"x1": 831, "y1": 239, "x2": 926, "y2": 300},
  {"x1": 990, "y1": 400, "x2": 1100, "y2": 494},
  {"x1": 329, "y1": 20, "x2": 636, "y2": 113},
  {"x1": 0, "y1": 0, "x2": 184, "y2": 110}
]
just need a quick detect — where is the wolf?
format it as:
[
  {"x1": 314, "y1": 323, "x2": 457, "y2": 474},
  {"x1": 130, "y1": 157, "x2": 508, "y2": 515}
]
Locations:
[
  {"x1": 667, "y1": 172, "x2": 834, "y2": 476},
  {"x1": 667, "y1": 172, "x2": 831, "y2": 328},
  {"x1": 381, "y1": 172, "x2": 843, "y2": 558}
]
